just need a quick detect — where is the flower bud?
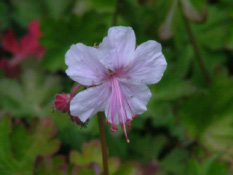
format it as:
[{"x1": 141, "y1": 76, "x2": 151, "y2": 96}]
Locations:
[{"x1": 54, "y1": 93, "x2": 70, "y2": 113}]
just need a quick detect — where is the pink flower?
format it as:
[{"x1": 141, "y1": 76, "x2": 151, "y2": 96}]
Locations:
[
  {"x1": 2, "y1": 20, "x2": 45, "y2": 66},
  {"x1": 65, "y1": 27, "x2": 167, "y2": 142}
]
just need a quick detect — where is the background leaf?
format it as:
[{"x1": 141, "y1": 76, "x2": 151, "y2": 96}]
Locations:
[
  {"x1": 0, "y1": 116, "x2": 60, "y2": 175},
  {"x1": 0, "y1": 68, "x2": 60, "y2": 119}
]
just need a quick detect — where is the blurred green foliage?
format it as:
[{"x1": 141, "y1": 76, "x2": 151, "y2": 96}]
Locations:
[
  {"x1": 0, "y1": 117, "x2": 60, "y2": 175},
  {"x1": 0, "y1": 68, "x2": 60, "y2": 119},
  {"x1": 0, "y1": 0, "x2": 233, "y2": 174}
]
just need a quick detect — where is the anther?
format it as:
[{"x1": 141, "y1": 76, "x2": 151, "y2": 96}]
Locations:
[
  {"x1": 126, "y1": 120, "x2": 132, "y2": 131},
  {"x1": 111, "y1": 125, "x2": 118, "y2": 132}
]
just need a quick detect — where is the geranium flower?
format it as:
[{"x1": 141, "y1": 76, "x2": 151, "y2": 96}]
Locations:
[{"x1": 65, "y1": 26, "x2": 167, "y2": 142}]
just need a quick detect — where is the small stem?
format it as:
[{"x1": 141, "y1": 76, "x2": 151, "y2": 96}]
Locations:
[
  {"x1": 179, "y1": 1, "x2": 212, "y2": 85},
  {"x1": 112, "y1": 0, "x2": 121, "y2": 26},
  {"x1": 70, "y1": 84, "x2": 82, "y2": 98},
  {"x1": 97, "y1": 112, "x2": 109, "y2": 175}
]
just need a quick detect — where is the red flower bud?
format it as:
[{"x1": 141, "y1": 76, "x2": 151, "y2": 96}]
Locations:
[
  {"x1": 54, "y1": 84, "x2": 86, "y2": 126},
  {"x1": 54, "y1": 93, "x2": 71, "y2": 113}
]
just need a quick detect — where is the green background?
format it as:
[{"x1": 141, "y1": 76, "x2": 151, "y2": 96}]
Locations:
[{"x1": 0, "y1": 0, "x2": 232, "y2": 174}]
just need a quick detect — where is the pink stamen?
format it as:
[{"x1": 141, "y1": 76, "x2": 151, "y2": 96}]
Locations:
[
  {"x1": 111, "y1": 83, "x2": 116, "y2": 129},
  {"x1": 113, "y1": 77, "x2": 130, "y2": 143},
  {"x1": 126, "y1": 119, "x2": 132, "y2": 131},
  {"x1": 121, "y1": 92, "x2": 134, "y2": 130},
  {"x1": 115, "y1": 84, "x2": 122, "y2": 125},
  {"x1": 122, "y1": 98, "x2": 132, "y2": 130},
  {"x1": 125, "y1": 97, "x2": 136, "y2": 117},
  {"x1": 107, "y1": 74, "x2": 135, "y2": 143},
  {"x1": 106, "y1": 101, "x2": 111, "y2": 124},
  {"x1": 122, "y1": 100, "x2": 130, "y2": 124}
]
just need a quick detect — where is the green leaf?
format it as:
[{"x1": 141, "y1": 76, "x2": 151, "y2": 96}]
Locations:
[
  {"x1": 202, "y1": 152, "x2": 223, "y2": 175},
  {"x1": 177, "y1": 69, "x2": 233, "y2": 162},
  {"x1": 0, "y1": 69, "x2": 60, "y2": 119},
  {"x1": 186, "y1": 159, "x2": 201, "y2": 175},
  {"x1": 160, "y1": 148, "x2": 189, "y2": 175},
  {"x1": 202, "y1": 114, "x2": 233, "y2": 162},
  {"x1": 0, "y1": 117, "x2": 13, "y2": 172},
  {"x1": 186, "y1": 153, "x2": 229, "y2": 175},
  {"x1": 73, "y1": 0, "x2": 116, "y2": 15},
  {"x1": 149, "y1": 76, "x2": 195, "y2": 102},
  {"x1": 194, "y1": 6, "x2": 230, "y2": 50},
  {"x1": 70, "y1": 139, "x2": 120, "y2": 175},
  {"x1": 204, "y1": 160, "x2": 229, "y2": 175},
  {"x1": 70, "y1": 140, "x2": 102, "y2": 166},
  {"x1": 127, "y1": 134, "x2": 167, "y2": 161},
  {"x1": 114, "y1": 162, "x2": 143, "y2": 175},
  {"x1": 0, "y1": 116, "x2": 60, "y2": 175},
  {"x1": 40, "y1": 13, "x2": 109, "y2": 72},
  {"x1": 0, "y1": 1, "x2": 11, "y2": 30},
  {"x1": 43, "y1": 0, "x2": 75, "y2": 18},
  {"x1": 12, "y1": 0, "x2": 43, "y2": 27},
  {"x1": 34, "y1": 156, "x2": 68, "y2": 175},
  {"x1": 226, "y1": 22, "x2": 233, "y2": 50},
  {"x1": 71, "y1": 165, "x2": 96, "y2": 175}
]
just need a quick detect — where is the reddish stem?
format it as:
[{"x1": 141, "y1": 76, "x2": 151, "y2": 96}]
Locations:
[{"x1": 70, "y1": 84, "x2": 82, "y2": 98}]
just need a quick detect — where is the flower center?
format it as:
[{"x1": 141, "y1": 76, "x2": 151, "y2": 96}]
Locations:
[{"x1": 108, "y1": 69, "x2": 114, "y2": 74}]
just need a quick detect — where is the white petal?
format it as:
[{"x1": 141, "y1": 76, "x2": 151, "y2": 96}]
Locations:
[
  {"x1": 125, "y1": 40, "x2": 167, "y2": 84},
  {"x1": 104, "y1": 79, "x2": 152, "y2": 125},
  {"x1": 119, "y1": 79, "x2": 152, "y2": 115},
  {"x1": 104, "y1": 104, "x2": 131, "y2": 125},
  {"x1": 65, "y1": 43, "x2": 107, "y2": 86},
  {"x1": 104, "y1": 103, "x2": 120, "y2": 125},
  {"x1": 70, "y1": 84, "x2": 111, "y2": 122},
  {"x1": 98, "y1": 26, "x2": 136, "y2": 71}
]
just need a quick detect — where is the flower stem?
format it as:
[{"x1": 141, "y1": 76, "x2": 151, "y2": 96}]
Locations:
[
  {"x1": 97, "y1": 112, "x2": 109, "y2": 175},
  {"x1": 70, "y1": 84, "x2": 82, "y2": 98},
  {"x1": 179, "y1": 1, "x2": 212, "y2": 85},
  {"x1": 112, "y1": 0, "x2": 121, "y2": 26}
]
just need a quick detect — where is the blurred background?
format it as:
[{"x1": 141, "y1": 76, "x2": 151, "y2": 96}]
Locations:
[{"x1": 0, "y1": 0, "x2": 233, "y2": 174}]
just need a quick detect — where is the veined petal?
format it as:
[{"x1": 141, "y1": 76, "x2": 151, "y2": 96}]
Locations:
[
  {"x1": 105, "y1": 78, "x2": 151, "y2": 124},
  {"x1": 65, "y1": 43, "x2": 107, "y2": 86},
  {"x1": 105, "y1": 101, "x2": 132, "y2": 125},
  {"x1": 124, "y1": 40, "x2": 167, "y2": 84},
  {"x1": 98, "y1": 26, "x2": 136, "y2": 71},
  {"x1": 119, "y1": 79, "x2": 152, "y2": 115},
  {"x1": 70, "y1": 84, "x2": 111, "y2": 122}
]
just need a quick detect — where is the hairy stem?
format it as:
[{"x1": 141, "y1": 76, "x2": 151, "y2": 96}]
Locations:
[
  {"x1": 179, "y1": 1, "x2": 212, "y2": 84},
  {"x1": 97, "y1": 112, "x2": 109, "y2": 175}
]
